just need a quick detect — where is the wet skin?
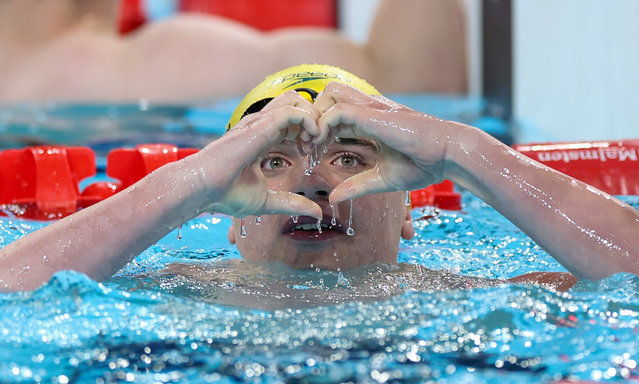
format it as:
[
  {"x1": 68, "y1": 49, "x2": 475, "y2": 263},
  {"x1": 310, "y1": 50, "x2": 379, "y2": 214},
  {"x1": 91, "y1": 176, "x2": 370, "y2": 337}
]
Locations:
[{"x1": 229, "y1": 137, "x2": 414, "y2": 270}]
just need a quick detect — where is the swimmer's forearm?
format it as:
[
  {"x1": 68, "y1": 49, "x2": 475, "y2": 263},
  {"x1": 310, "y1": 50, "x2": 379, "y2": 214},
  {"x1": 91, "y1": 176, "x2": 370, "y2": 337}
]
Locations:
[
  {"x1": 443, "y1": 125, "x2": 639, "y2": 280},
  {"x1": 0, "y1": 155, "x2": 210, "y2": 291}
]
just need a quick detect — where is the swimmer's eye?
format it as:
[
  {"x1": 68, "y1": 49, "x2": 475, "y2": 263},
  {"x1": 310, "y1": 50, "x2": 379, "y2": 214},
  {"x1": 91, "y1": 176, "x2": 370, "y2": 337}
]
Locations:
[
  {"x1": 261, "y1": 156, "x2": 290, "y2": 171},
  {"x1": 331, "y1": 153, "x2": 365, "y2": 168}
]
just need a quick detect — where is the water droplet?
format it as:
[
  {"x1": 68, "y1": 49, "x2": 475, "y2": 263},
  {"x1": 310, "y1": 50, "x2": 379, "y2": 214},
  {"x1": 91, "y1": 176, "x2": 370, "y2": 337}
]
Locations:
[
  {"x1": 292, "y1": 216, "x2": 298, "y2": 224},
  {"x1": 330, "y1": 204, "x2": 337, "y2": 226},
  {"x1": 334, "y1": 136, "x2": 341, "y2": 143},
  {"x1": 303, "y1": 153, "x2": 312, "y2": 176},
  {"x1": 176, "y1": 225, "x2": 182, "y2": 240},
  {"x1": 255, "y1": 216, "x2": 261, "y2": 225},
  {"x1": 346, "y1": 199, "x2": 355, "y2": 236},
  {"x1": 240, "y1": 217, "x2": 247, "y2": 238},
  {"x1": 317, "y1": 218, "x2": 322, "y2": 234},
  {"x1": 405, "y1": 191, "x2": 411, "y2": 207}
]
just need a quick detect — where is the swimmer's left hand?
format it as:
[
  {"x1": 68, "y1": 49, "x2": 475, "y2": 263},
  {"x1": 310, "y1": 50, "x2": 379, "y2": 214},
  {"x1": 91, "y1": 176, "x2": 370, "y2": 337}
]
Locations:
[{"x1": 314, "y1": 82, "x2": 462, "y2": 204}]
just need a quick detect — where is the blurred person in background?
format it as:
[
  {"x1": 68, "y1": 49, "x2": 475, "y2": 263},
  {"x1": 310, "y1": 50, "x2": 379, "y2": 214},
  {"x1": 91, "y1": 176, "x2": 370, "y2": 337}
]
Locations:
[{"x1": 0, "y1": 0, "x2": 467, "y2": 104}]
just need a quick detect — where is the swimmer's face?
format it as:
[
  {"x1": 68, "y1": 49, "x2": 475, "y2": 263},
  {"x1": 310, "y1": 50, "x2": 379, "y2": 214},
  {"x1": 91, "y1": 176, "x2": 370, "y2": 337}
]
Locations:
[{"x1": 229, "y1": 138, "x2": 414, "y2": 270}]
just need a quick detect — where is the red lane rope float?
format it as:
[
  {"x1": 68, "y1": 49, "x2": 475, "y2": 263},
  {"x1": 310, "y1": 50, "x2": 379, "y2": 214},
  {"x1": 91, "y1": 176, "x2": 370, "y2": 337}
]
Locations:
[
  {"x1": 513, "y1": 139, "x2": 639, "y2": 196},
  {"x1": 6, "y1": 138, "x2": 638, "y2": 220},
  {"x1": 0, "y1": 143, "x2": 465, "y2": 220},
  {"x1": 80, "y1": 144, "x2": 199, "y2": 208},
  {"x1": 0, "y1": 146, "x2": 95, "y2": 220},
  {"x1": 0, "y1": 144, "x2": 197, "y2": 220},
  {"x1": 410, "y1": 180, "x2": 461, "y2": 211}
]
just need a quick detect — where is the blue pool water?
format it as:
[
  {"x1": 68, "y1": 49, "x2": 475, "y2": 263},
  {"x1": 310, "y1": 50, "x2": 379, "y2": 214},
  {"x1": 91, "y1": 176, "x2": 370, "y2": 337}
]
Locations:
[
  {"x1": 1, "y1": 193, "x2": 639, "y2": 384},
  {"x1": 0, "y1": 97, "x2": 636, "y2": 383}
]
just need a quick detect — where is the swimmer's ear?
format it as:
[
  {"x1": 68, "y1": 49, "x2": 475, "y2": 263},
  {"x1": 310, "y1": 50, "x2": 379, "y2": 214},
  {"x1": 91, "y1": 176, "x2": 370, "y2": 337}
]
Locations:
[
  {"x1": 400, "y1": 205, "x2": 415, "y2": 240},
  {"x1": 228, "y1": 225, "x2": 237, "y2": 245}
]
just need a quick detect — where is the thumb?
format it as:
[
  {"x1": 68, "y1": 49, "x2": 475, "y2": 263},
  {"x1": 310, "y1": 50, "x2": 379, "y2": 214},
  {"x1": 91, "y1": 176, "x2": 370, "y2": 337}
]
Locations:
[
  {"x1": 262, "y1": 190, "x2": 323, "y2": 219},
  {"x1": 329, "y1": 168, "x2": 391, "y2": 205}
]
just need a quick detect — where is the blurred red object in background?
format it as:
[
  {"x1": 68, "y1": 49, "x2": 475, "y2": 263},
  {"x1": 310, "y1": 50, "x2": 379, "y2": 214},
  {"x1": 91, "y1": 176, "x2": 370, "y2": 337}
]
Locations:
[{"x1": 119, "y1": 0, "x2": 337, "y2": 34}]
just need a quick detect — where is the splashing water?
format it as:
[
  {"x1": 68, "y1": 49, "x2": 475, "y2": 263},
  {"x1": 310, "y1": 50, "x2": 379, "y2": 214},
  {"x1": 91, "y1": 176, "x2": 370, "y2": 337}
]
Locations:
[{"x1": 1, "y1": 194, "x2": 639, "y2": 384}]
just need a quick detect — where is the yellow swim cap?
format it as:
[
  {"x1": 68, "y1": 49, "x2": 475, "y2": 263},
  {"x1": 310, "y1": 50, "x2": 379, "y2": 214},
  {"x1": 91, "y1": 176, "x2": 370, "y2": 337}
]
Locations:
[{"x1": 226, "y1": 64, "x2": 380, "y2": 130}]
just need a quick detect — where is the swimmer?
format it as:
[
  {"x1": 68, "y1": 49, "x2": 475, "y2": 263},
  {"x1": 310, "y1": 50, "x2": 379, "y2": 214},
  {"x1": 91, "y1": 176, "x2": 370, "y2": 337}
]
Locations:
[
  {"x1": 1, "y1": 64, "x2": 638, "y2": 294},
  {"x1": 0, "y1": 0, "x2": 465, "y2": 103}
]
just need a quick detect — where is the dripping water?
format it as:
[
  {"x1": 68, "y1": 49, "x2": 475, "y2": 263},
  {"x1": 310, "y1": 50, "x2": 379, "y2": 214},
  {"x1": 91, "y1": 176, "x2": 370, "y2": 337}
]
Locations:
[
  {"x1": 240, "y1": 216, "x2": 247, "y2": 238},
  {"x1": 346, "y1": 199, "x2": 355, "y2": 236}
]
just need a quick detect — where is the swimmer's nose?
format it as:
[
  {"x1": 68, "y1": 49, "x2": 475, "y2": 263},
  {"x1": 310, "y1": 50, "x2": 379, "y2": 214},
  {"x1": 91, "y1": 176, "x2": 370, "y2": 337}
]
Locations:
[
  {"x1": 296, "y1": 189, "x2": 329, "y2": 198},
  {"x1": 294, "y1": 171, "x2": 332, "y2": 201}
]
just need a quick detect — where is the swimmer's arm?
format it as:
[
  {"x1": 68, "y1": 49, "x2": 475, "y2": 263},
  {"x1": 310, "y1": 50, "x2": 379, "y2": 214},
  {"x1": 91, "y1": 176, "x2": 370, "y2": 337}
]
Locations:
[
  {"x1": 444, "y1": 125, "x2": 639, "y2": 280},
  {"x1": 316, "y1": 83, "x2": 636, "y2": 281},
  {"x1": 0, "y1": 156, "x2": 211, "y2": 291},
  {"x1": 0, "y1": 97, "x2": 322, "y2": 291}
]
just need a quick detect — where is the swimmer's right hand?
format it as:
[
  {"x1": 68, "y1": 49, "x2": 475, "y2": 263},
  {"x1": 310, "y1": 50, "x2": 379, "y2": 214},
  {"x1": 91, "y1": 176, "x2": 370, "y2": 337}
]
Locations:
[
  {"x1": 314, "y1": 82, "x2": 465, "y2": 204},
  {"x1": 192, "y1": 91, "x2": 324, "y2": 219}
]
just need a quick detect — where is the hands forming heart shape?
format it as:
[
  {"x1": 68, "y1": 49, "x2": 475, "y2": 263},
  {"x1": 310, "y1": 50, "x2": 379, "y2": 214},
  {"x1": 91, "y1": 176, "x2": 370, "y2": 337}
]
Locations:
[{"x1": 198, "y1": 82, "x2": 458, "y2": 220}]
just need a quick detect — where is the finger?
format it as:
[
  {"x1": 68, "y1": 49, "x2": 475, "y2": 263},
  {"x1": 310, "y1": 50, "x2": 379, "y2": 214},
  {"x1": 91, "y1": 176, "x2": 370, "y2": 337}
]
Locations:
[
  {"x1": 263, "y1": 90, "x2": 314, "y2": 112},
  {"x1": 329, "y1": 168, "x2": 393, "y2": 205},
  {"x1": 262, "y1": 190, "x2": 322, "y2": 219},
  {"x1": 315, "y1": 82, "x2": 391, "y2": 115},
  {"x1": 314, "y1": 82, "x2": 373, "y2": 114},
  {"x1": 319, "y1": 104, "x2": 425, "y2": 153},
  {"x1": 263, "y1": 91, "x2": 322, "y2": 125},
  {"x1": 316, "y1": 103, "x2": 365, "y2": 138},
  {"x1": 216, "y1": 113, "x2": 310, "y2": 172},
  {"x1": 242, "y1": 106, "x2": 318, "y2": 153}
]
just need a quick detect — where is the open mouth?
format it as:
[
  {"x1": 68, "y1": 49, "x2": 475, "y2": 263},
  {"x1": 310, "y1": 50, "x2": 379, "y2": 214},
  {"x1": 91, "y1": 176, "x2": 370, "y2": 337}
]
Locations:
[
  {"x1": 290, "y1": 222, "x2": 333, "y2": 231},
  {"x1": 283, "y1": 215, "x2": 344, "y2": 241}
]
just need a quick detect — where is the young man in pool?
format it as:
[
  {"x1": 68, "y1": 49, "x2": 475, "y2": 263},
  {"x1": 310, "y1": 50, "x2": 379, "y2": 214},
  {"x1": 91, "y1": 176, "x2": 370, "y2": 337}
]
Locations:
[{"x1": 1, "y1": 65, "x2": 638, "y2": 292}]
